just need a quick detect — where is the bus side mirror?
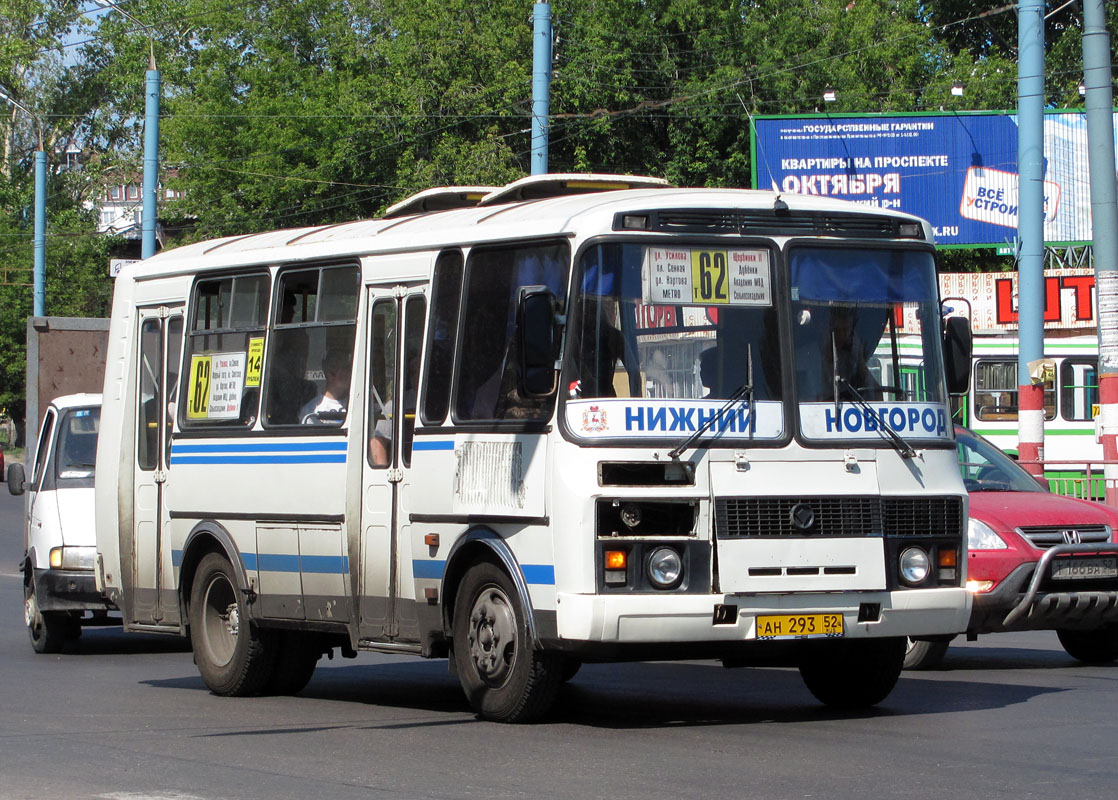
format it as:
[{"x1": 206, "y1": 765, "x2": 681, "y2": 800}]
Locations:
[
  {"x1": 943, "y1": 316, "x2": 972, "y2": 395},
  {"x1": 518, "y1": 286, "x2": 560, "y2": 398},
  {"x1": 7, "y1": 462, "x2": 25, "y2": 496}
]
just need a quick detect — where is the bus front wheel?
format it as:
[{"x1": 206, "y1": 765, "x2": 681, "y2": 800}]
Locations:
[
  {"x1": 799, "y1": 637, "x2": 906, "y2": 708},
  {"x1": 189, "y1": 552, "x2": 277, "y2": 696},
  {"x1": 452, "y1": 561, "x2": 562, "y2": 723}
]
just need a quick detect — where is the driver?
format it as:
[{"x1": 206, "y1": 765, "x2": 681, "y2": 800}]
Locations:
[{"x1": 300, "y1": 349, "x2": 352, "y2": 424}]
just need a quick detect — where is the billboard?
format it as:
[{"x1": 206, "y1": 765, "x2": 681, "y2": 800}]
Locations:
[{"x1": 751, "y1": 111, "x2": 1118, "y2": 248}]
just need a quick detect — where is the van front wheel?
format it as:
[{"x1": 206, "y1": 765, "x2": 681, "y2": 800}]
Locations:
[
  {"x1": 189, "y1": 552, "x2": 276, "y2": 696},
  {"x1": 452, "y1": 561, "x2": 561, "y2": 723},
  {"x1": 24, "y1": 578, "x2": 67, "y2": 654}
]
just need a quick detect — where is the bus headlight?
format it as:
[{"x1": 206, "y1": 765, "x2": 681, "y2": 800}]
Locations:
[
  {"x1": 899, "y1": 547, "x2": 930, "y2": 585},
  {"x1": 648, "y1": 547, "x2": 683, "y2": 589}
]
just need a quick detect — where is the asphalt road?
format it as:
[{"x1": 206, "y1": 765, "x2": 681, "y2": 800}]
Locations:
[{"x1": 2, "y1": 489, "x2": 1117, "y2": 800}]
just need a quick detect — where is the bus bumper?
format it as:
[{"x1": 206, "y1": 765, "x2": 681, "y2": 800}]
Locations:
[{"x1": 553, "y1": 588, "x2": 970, "y2": 644}]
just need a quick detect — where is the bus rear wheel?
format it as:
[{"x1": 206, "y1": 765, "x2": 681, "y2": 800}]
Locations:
[
  {"x1": 266, "y1": 632, "x2": 322, "y2": 695},
  {"x1": 799, "y1": 637, "x2": 906, "y2": 708},
  {"x1": 452, "y1": 561, "x2": 562, "y2": 723},
  {"x1": 189, "y1": 552, "x2": 277, "y2": 696}
]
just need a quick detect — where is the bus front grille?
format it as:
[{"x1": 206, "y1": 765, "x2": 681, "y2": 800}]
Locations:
[{"x1": 715, "y1": 496, "x2": 963, "y2": 539}]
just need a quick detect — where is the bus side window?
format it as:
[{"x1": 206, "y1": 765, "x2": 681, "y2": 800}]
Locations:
[
  {"x1": 182, "y1": 273, "x2": 269, "y2": 428},
  {"x1": 401, "y1": 295, "x2": 426, "y2": 467},
  {"x1": 421, "y1": 251, "x2": 463, "y2": 426},
  {"x1": 1061, "y1": 358, "x2": 1098, "y2": 421},
  {"x1": 368, "y1": 300, "x2": 396, "y2": 468},
  {"x1": 454, "y1": 243, "x2": 569, "y2": 422},
  {"x1": 264, "y1": 264, "x2": 358, "y2": 427}
]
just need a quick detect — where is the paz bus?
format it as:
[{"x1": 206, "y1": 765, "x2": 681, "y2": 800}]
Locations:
[{"x1": 95, "y1": 174, "x2": 972, "y2": 722}]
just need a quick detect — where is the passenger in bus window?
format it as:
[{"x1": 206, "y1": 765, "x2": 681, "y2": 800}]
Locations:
[
  {"x1": 370, "y1": 352, "x2": 419, "y2": 466},
  {"x1": 699, "y1": 346, "x2": 720, "y2": 397},
  {"x1": 301, "y1": 349, "x2": 352, "y2": 424}
]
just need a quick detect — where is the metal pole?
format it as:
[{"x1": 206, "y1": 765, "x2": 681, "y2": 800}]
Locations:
[
  {"x1": 33, "y1": 149, "x2": 46, "y2": 316},
  {"x1": 1016, "y1": 0, "x2": 1046, "y2": 477},
  {"x1": 142, "y1": 68, "x2": 161, "y2": 259},
  {"x1": 1082, "y1": 0, "x2": 1118, "y2": 505},
  {"x1": 531, "y1": 1, "x2": 552, "y2": 176}
]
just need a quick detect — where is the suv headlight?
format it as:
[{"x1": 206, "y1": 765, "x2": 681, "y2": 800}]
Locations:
[{"x1": 968, "y1": 518, "x2": 1008, "y2": 551}]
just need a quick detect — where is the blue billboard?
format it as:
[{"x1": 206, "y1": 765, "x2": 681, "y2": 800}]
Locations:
[{"x1": 751, "y1": 111, "x2": 1117, "y2": 248}]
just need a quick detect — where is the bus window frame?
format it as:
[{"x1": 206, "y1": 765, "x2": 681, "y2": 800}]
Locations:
[
  {"x1": 261, "y1": 261, "x2": 360, "y2": 430},
  {"x1": 449, "y1": 239, "x2": 570, "y2": 427},
  {"x1": 973, "y1": 357, "x2": 1056, "y2": 422},
  {"x1": 1059, "y1": 356, "x2": 1098, "y2": 422}
]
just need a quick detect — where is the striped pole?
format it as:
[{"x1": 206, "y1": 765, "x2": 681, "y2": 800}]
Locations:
[{"x1": 1082, "y1": 0, "x2": 1118, "y2": 504}]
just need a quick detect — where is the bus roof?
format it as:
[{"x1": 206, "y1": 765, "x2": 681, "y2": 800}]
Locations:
[{"x1": 122, "y1": 182, "x2": 931, "y2": 281}]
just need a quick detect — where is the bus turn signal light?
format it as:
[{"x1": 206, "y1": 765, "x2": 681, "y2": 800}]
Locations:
[{"x1": 605, "y1": 551, "x2": 627, "y2": 570}]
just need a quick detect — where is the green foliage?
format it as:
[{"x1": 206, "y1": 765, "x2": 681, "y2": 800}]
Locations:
[{"x1": 2, "y1": 0, "x2": 1117, "y2": 427}]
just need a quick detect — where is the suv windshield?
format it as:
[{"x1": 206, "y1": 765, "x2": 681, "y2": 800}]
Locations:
[
  {"x1": 564, "y1": 241, "x2": 784, "y2": 442},
  {"x1": 956, "y1": 428, "x2": 1045, "y2": 493},
  {"x1": 789, "y1": 246, "x2": 950, "y2": 443}
]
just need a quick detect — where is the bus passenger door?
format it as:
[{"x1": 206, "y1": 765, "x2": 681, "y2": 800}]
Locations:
[
  {"x1": 359, "y1": 287, "x2": 425, "y2": 640},
  {"x1": 131, "y1": 307, "x2": 184, "y2": 626}
]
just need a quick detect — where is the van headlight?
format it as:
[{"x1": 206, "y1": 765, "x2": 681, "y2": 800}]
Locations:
[
  {"x1": 647, "y1": 547, "x2": 683, "y2": 589},
  {"x1": 49, "y1": 546, "x2": 97, "y2": 570},
  {"x1": 968, "y1": 518, "x2": 1008, "y2": 551}
]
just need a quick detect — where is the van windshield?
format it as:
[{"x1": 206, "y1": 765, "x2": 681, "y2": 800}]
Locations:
[{"x1": 55, "y1": 407, "x2": 100, "y2": 482}]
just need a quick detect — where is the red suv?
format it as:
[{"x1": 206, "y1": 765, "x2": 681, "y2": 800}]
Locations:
[{"x1": 906, "y1": 427, "x2": 1118, "y2": 669}]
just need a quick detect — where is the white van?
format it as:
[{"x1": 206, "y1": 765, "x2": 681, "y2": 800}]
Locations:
[{"x1": 10, "y1": 393, "x2": 112, "y2": 653}]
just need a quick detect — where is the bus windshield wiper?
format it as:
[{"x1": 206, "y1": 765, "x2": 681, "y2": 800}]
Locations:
[
  {"x1": 834, "y1": 375, "x2": 917, "y2": 459},
  {"x1": 669, "y1": 346, "x2": 754, "y2": 460}
]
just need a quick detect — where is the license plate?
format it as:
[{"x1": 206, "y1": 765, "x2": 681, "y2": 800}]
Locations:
[
  {"x1": 755, "y1": 613, "x2": 845, "y2": 640},
  {"x1": 1050, "y1": 556, "x2": 1118, "y2": 581}
]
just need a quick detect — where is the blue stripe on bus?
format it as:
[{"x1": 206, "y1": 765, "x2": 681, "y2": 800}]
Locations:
[
  {"x1": 244, "y1": 553, "x2": 349, "y2": 574},
  {"x1": 172, "y1": 440, "x2": 346, "y2": 453},
  {"x1": 412, "y1": 440, "x2": 454, "y2": 451},
  {"x1": 411, "y1": 560, "x2": 555, "y2": 585},
  {"x1": 170, "y1": 454, "x2": 346, "y2": 465},
  {"x1": 172, "y1": 442, "x2": 348, "y2": 453},
  {"x1": 520, "y1": 564, "x2": 556, "y2": 585}
]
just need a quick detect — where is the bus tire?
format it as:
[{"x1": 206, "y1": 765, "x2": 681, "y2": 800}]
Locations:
[
  {"x1": 903, "y1": 637, "x2": 950, "y2": 670},
  {"x1": 1057, "y1": 626, "x2": 1118, "y2": 664},
  {"x1": 24, "y1": 577, "x2": 66, "y2": 655},
  {"x1": 266, "y1": 632, "x2": 322, "y2": 695},
  {"x1": 189, "y1": 552, "x2": 277, "y2": 696},
  {"x1": 452, "y1": 561, "x2": 562, "y2": 723},
  {"x1": 799, "y1": 637, "x2": 906, "y2": 708}
]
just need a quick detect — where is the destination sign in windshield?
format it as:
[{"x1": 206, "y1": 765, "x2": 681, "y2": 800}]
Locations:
[{"x1": 643, "y1": 247, "x2": 772, "y2": 306}]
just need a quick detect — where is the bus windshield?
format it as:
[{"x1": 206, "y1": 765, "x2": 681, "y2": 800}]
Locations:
[
  {"x1": 789, "y1": 245, "x2": 950, "y2": 442},
  {"x1": 565, "y1": 241, "x2": 784, "y2": 442}
]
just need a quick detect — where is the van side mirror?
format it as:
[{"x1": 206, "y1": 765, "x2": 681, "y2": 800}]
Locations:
[
  {"x1": 7, "y1": 462, "x2": 25, "y2": 496},
  {"x1": 518, "y1": 286, "x2": 560, "y2": 398},
  {"x1": 943, "y1": 316, "x2": 972, "y2": 395}
]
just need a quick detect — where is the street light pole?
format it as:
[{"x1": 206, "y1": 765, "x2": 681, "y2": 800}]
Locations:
[
  {"x1": 0, "y1": 85, "x2": 46, "y2": 316},
  {"x1": 96, "y1": 0, "x2": 160, "y2": 259}
]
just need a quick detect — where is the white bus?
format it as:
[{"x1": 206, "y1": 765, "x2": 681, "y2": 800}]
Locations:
[{"x1": 95, "y1": 175, "x2": 971, "y2": 722}]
